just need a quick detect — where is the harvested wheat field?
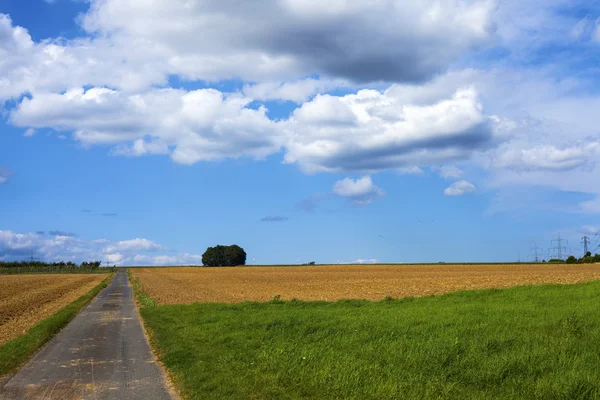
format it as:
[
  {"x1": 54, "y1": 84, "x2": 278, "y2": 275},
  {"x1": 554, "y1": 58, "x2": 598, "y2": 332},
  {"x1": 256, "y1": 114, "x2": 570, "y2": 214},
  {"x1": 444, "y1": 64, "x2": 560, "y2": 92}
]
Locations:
[
  {"x1": 132, "y1": 263, "x2": 600, "y2": 304},
  {"x1": 0, "y1": 274, "x2": 106, "y2": 344}
]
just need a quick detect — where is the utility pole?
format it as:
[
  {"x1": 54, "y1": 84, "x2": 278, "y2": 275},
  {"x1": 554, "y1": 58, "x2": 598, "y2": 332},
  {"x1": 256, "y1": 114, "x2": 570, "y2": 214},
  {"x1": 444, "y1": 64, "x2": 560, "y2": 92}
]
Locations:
[
  {"x1": 27, "y1": 252, "x2": 40, "y2": 263},
  {"x1": 582, "y1": 236, "x2": 590, "y2": 256},
  {"x1": 549, "y1": 233, "x2": 571, "y2": 260},
  {"x1": 528, "y1": 243, "x2": 543, "y2": 263}
]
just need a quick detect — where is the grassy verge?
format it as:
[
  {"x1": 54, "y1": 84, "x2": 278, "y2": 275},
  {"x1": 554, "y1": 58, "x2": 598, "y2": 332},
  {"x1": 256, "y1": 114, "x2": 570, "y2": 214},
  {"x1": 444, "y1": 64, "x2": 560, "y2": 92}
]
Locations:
[
  {"x1": 139, "y1": 280, "x2": 600, "y2": 399},
  {"x1": 127, "y1": 268, "x2": 156, "y2": 307},
  {"x1": 0, "y1": 273, "x2": 114, "y2": 377}
]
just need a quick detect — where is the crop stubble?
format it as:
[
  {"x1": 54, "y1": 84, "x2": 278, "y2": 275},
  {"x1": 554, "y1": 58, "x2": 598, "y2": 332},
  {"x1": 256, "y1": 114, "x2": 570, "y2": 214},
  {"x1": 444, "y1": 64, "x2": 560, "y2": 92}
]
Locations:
[
  {"x1": 132, "y1": 264, "x2": 600, "y2": 305},
  {"x1": 0, "y1": 274, "x2": 105, "y2": 344}
]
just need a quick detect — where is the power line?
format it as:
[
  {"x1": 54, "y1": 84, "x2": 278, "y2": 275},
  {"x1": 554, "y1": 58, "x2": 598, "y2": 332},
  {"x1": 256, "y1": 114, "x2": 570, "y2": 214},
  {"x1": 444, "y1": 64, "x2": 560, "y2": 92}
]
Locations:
[
  {"x1": 528, "y1": 243, "x2": 544, "y2": 263},
  {"x1": 549, "y1": 233, "x2": 571, "y2": 260},
  {"x1": 582, "y1": 236, "x2": 590, "y2": 256},
  {"x1": 589, "y1": 231, "x2": 600, "y2": 249},
  {"x1": 24, "y1": 252, "x2": 40, "y2": 263}
]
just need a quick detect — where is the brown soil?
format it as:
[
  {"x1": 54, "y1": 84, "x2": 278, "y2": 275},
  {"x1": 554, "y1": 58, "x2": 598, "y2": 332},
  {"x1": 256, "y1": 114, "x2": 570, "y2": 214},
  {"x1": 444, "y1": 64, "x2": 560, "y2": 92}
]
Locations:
[
  {"x1": 131, "y1": 264, "x2": 600, "y2": 305},
  {"x1": 0, "y1": 274, "x2": 106, "y2": 345}
]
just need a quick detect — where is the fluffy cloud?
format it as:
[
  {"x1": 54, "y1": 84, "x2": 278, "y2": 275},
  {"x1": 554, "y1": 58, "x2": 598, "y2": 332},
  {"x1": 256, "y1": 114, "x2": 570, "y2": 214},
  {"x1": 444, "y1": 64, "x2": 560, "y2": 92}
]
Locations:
[
  {"x1": 79, "y1": 0, "x2": 495, "y2": 84},
  {"x1": 436, "y1": 165, "x2": 464, "y2": 179},
  {"x1": 350, "y1": 258, "x2": 380, "y2": 264},
  {"x1": 10, "y1": 87, "x2": 282, "y2": 164},
  {"x1": 0, "y1": 231, "x2": 39, "y2": 257},
  {"x1": 492, "y1": 143, "x2": 600, "y2": 171},
  {"x1": 132, "y1": 253, "x2": 204, "y2": 266},
  {"x1": 0, "y1": 230, "x2": 202, "y2": 265},
  {"x1": 0, "y1": 14, "x2": 161, "y2": 101},
  {"x1": 444, "y1": 180, "x2": 476, "y2": 196},
  {"x1": 0, "y1": 1, "x2": 495, "y2": 102},
  {"x1": 4, "y1": 1, "x2": 600, "y2": 216},
  {"x1": 10, "y1": 84, "x2": 501, "y2": 172},
  {"x1": 284, "y1": 87, "x2": 497, "y2": 173},
  {"x1": 243, "y1": 79, "x2": 345, "y2": 103},
  {"x1": 104, "y1": 238, "x2": 163, "y2": 253},
  {"x1": 332, "y1": 176, "x2": 384, "y2": 205}
]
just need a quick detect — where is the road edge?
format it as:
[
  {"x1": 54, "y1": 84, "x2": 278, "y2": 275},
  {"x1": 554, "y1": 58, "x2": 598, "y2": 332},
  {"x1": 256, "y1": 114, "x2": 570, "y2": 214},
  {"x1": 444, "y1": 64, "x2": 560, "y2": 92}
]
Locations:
[{"x1": 127, "y1": 268, "x2": 182, "y2": 400}]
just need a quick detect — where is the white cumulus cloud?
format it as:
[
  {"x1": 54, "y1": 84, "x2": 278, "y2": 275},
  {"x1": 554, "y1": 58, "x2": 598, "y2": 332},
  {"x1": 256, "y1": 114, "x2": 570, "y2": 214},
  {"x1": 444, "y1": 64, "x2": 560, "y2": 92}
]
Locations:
[
  {"x1": 444, "y1": 180, "x2": 476, "y2": 196},
  {"x1": 10, "y1": 87, "x2": 282, "y2": 164},
  {"x1": 350, "y1": 258, "x2": 380, "y2": 264},
  {"x1": 284, "y1": 87, "x2": 497, "y2": 173},
  {"x1": 437, "y1": 165, "x2": 464, "y2": 179},
  {"x1": 0, "y1": 230, "x2": 204, "y2": 266},
  {"x1": 104, "y1": 238, "x2": 163, "y2": 253},
  {"x1": 332, "y1": 176, "x2": 385, "y2": 205}
]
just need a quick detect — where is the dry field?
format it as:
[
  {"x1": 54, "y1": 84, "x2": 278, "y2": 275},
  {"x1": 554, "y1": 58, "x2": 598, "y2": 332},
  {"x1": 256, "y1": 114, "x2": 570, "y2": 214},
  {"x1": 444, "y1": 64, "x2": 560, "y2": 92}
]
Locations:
[
  {"x1": 132, "y1": 263, "x2": 600, "y2": 305},
  {"x1": 0, "y1": 274, "x2": 106, "y2": 345}
]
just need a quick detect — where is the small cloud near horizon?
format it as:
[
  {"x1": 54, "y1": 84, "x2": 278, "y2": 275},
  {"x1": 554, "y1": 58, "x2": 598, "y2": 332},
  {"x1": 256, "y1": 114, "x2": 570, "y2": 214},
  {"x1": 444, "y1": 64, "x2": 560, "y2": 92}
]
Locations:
[
  {"x1": 101, "y1": 213, "x2": 118, "y2": 217},
  {"x1": 260, "y1": 216, "x2": 289, "y2": 222},
  {"x1": 349, "y1": 258, "x2": 380, "y2": 264},
  {"x1": 49, "y1": 230, "x2": 76, "y2": 237}
]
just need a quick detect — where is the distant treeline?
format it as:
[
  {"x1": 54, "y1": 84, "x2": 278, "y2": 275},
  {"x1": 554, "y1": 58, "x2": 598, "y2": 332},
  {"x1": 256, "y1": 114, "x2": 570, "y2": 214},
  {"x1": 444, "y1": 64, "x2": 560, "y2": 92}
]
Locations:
[
  {"x1": 565, "y1": 252, "x2": 600, "y2": 264},
  {"x1": 0, "y1": 261, "x2": 114, "y2": 274}
]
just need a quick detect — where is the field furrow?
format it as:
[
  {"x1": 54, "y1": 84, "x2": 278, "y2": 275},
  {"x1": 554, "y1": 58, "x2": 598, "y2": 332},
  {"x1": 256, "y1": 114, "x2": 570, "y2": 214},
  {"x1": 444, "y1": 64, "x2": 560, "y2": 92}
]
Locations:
[{"x1": 0, "y1": 274, "x2": 106, "y2": 344}]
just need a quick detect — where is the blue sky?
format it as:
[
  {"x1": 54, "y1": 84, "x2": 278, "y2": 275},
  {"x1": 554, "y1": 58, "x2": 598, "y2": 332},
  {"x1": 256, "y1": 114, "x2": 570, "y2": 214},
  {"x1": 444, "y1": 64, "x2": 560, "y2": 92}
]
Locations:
[{"x1": 1, "y1": 0, "x2": 600, "y2": 265}]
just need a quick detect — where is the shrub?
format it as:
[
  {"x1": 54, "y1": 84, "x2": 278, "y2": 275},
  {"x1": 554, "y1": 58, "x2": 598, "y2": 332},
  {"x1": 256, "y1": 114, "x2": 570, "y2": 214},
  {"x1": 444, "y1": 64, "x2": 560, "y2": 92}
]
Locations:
[{"x1": 202, "y1": 245, "x2": 246, "y2": 267}]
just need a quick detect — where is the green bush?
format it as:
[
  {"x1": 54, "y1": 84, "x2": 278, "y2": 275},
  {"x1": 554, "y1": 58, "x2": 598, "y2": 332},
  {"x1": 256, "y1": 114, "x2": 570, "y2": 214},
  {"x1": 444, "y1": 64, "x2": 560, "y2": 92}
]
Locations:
[{"x1": 202, "y1": 244, "x2": 246, "y2": 266}]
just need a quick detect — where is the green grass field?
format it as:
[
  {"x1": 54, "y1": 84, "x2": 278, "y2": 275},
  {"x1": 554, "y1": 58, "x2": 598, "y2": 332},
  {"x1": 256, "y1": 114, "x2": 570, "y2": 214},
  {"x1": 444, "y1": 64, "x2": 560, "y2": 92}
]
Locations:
[{"x1": 139, "y1": 281, "x2": 600, "y2": 400}]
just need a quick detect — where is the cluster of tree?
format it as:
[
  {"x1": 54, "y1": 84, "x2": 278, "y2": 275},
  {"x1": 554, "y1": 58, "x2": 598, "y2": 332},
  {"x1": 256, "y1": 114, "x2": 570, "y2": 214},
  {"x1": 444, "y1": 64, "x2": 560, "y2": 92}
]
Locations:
[
  {"x1": 566, "y1": 252, "x2": 600, "y2": 264},
  {"x1": 0, "y1": 261, "x2": 104, "y2": 274},
  {"x1": 202, "y1": 245, "x2": 246, "y2": 267}
]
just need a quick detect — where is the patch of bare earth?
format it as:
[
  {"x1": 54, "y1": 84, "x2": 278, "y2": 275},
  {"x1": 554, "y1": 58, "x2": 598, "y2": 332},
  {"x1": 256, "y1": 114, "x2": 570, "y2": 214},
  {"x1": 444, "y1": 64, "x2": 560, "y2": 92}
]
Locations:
[
  {"x1": 0, "y1": 274, "x2": 106, "y2": 344},
  {"x1": 131, "y1": 264, "x2": 600, "y2": 304}
]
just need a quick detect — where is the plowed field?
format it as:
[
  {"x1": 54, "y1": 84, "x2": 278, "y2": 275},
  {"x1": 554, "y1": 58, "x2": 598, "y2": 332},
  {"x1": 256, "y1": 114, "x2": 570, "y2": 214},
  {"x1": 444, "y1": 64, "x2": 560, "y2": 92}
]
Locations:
[
  {"x1": 132, "y1": 264, "x2": 600, "y2": 304},
  {"x1": 0, "y1": 274, "x2": 106, "y2": 344}
]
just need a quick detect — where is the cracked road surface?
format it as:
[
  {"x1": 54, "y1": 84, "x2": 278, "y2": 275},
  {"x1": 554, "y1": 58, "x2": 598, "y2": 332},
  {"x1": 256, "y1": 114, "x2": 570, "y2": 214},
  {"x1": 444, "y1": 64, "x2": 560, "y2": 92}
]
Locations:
[{"x1": 0, "y1": 269, "x2": 175, "y2": 399}]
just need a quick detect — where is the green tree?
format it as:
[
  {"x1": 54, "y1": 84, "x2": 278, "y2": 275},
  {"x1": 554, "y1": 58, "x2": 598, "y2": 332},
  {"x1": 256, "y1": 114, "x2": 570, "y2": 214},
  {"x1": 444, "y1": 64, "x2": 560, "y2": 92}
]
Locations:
[
  {"x1": 224, "y1": 244, "x2": 246, "y2": 266},
  {"x1": 566, "y1": 255, "x2": 577, "y2": 264},
  {"x1": 202, "y1": 246, "x2": 225, "y2": 266},
  {"x1": 202, "y1": 245, "x2": 246, "y2": 266}
]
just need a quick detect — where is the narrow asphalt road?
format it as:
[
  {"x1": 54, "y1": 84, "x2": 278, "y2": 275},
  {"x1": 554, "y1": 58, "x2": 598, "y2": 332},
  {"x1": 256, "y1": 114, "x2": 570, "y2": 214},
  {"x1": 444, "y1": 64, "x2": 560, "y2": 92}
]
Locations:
[{"x1": 0, "y1": 269, "x2": 176, "y2": 400}]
